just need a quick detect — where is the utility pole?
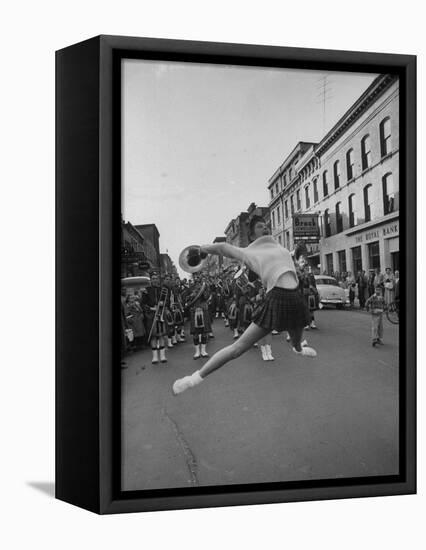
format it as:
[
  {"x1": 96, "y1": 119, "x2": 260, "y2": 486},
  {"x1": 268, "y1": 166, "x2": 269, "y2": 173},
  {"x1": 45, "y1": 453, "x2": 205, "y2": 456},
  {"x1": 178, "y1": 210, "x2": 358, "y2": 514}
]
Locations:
[{"x1": 316, "y1": 75, "x2": 333, "y2": 135}]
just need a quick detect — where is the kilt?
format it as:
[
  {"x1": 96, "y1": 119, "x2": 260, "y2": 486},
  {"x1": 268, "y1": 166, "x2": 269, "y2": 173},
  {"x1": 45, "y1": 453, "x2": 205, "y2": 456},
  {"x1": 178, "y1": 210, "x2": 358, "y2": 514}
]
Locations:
[
  {"x1": 252, "y1": 287, "x2": 310, "y2": 332},
  {"x1": 189, "y1": 305, "x2": 211, "y2": 334}
]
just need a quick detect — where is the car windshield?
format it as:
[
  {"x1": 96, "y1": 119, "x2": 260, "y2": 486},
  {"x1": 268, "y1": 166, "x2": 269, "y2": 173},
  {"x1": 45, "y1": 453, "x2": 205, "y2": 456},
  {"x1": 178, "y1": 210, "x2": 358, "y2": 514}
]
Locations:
[{"x1": 316, "y1": 278, "x2": 339, "y2": 286}]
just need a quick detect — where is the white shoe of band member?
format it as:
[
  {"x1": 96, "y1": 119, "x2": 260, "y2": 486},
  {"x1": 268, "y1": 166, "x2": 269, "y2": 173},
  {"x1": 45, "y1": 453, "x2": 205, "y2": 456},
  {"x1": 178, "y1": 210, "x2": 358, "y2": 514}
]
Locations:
[
  {"x1": 233, "y1": 329, "x2": 239, "y2": 339},
  {"x1": 168, "y1": 338, "x2": 174, "y2": 348},
  {"x1": 151, "y1": 349, "x2": 159, "y2": 364},
  {"x1": 310, "y1": 321, "x2": 317, "y2": 329},
  {"x1": 265, "y1": 344, "x2": 275, "y2": 361},
  {"x1": 260, "y1": 345, "x2": 268, "y2": 361},
  {"x1": 172, "y1": 335, "x2": 177, "y2": 344},
  {"x1": 193, "y1": 345, "x2": 201, "y2": 359},
  {"x1": 293, "y1": 346, "x2": 317, "y2": 357},
  {"x1": 224, "y1": 319, "x2": 229, "y2": 327},
  {"x1": 159, "y1": 348, "x2": 167, "y2": 363},
  {"x1": 172, "y1": 371, "x2": 203, "y2": 395},
  {"x1": 272, "y1": 330, "x2": 279, "y2": 335},
  {"x1": 215, "y1": 312, "x2": 219, "y2": 318},
  {"x1": 301, "y1": 339, "x2": 308, "y2": 347},
  {"x1": 200, "y1": 344, "x2": 209, "y2": 357},
  {"x1": 286, "y1": 332, "x2": 291, "y2": 342}
]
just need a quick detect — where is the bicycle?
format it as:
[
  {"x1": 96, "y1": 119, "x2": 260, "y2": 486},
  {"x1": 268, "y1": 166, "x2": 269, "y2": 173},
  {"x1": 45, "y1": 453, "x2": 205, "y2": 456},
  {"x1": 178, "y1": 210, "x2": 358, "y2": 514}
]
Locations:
[{"x1": 386, "y1": 301, "x2": 399, "y2": 325}]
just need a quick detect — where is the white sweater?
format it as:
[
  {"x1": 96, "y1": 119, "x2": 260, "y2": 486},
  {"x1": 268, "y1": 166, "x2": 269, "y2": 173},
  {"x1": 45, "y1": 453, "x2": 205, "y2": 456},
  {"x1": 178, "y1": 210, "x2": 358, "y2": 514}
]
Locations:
[{"x1": 220, "y1": 236, "x2": 298, "y2": 293}]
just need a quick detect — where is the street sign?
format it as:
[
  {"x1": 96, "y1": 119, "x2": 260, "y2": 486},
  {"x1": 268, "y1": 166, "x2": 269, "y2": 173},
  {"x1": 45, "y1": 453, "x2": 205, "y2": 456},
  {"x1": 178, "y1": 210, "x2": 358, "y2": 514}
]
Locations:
[{"x1": 293, "y1": 214, "x2": 320, "y2": 238}]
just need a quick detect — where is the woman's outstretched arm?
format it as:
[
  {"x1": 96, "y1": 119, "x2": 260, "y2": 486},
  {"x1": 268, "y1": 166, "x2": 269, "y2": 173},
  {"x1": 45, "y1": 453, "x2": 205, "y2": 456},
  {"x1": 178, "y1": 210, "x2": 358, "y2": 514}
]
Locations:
[{"x1": 201, "y1": 242, "x2": 246, "y2": 262}]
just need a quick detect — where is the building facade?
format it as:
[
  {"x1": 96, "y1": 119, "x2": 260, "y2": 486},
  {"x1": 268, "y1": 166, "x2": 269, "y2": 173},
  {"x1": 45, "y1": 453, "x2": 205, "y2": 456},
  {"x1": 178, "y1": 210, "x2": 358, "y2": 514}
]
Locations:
[
  {"x1": 267, "y1": 74, "x2": 399, "y2": 275},
  {"x1": 121, "y1": 221, "x2": 152, "y2": 277},
  {"x1": 134, "y1": 223, "x2": 161, "y2": 272}
]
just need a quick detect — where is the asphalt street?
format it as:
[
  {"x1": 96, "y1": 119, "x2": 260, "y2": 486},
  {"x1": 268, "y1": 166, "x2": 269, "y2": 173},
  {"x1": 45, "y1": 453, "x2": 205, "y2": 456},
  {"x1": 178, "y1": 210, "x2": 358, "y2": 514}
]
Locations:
[{"x1": 121, "y1": 308, "x2": 399, "y2": 491}]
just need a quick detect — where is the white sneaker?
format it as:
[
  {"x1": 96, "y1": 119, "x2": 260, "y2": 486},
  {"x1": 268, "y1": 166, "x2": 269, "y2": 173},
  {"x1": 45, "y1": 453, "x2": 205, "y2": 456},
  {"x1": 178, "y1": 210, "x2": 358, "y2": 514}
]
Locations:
[
  {"x1": 172, "y1": 371, "x2": 203, "y2": 395},
  {"x1": 301, "y1": 339, "x2": 308, "y2": 347},
  {"x1": 286, "y1": 333, "x2": 291, "y2": 342},
  {"x1": 272, "y1": 330, "x2": 279, "y2": 335},
  {"x1": 293, "y1": 346, "x2": 317, "y2": 357}
]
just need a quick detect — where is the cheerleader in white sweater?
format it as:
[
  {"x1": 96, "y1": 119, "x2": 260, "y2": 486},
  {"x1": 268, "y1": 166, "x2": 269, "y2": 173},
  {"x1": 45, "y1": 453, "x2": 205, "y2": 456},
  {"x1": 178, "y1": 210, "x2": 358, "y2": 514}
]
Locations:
[{"x1": 173, "y1": 216, "x2": 317, "y2": 395}]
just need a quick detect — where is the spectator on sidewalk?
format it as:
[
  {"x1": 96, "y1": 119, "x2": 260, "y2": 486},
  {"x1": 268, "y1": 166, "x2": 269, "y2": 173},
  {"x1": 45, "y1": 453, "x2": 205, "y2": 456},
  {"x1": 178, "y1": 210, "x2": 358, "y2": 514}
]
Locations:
[
  {"x1": 126, "y1": 294, "x2": 146, "y2": 350},
  {"x1": 356, "y1": 270, "x2": 368, "y2": 309},
  {"x1": 383, "y1": 267, "x2": 395, "y2": 306},
  {"x1": 346, "y1": 271, "x2": 356, "y2": 307},
  {"x1": 373, "y1": 267, "x2": 384, "y2": 291},
  {"x1": 365, "y1": 286, "x2": 385, "y2": 347}
]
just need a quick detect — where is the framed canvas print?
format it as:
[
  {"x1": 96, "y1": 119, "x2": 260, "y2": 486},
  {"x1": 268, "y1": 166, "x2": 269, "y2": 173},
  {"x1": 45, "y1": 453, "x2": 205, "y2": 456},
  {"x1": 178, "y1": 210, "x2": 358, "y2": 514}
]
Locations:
[{"x1": 56, "y1": 35, "x2": 416, "y2": 514}]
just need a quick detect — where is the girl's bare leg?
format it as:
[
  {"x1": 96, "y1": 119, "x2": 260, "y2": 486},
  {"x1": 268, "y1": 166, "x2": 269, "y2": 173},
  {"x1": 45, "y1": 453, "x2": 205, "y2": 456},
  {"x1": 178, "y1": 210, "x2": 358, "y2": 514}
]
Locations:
[
  {"x1": 199, "y1": 322, "x2": 269, "y2": 378},
  {"x1": 172, "y1": 323, "x2": 269, "y2": 394}
]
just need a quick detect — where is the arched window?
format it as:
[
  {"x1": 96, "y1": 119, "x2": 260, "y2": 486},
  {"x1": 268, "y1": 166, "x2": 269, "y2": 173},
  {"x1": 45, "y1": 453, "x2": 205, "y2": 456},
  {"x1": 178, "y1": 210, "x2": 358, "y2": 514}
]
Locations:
[
  {"x1": 272, "y1": 210, "x2": 276, "y2": 229},
  {"x1": 363, "y1": 184, "x2": 372, "y2": 222},
  {"x1": 348, "y1": 193, "x2": 357, "y2": 228},
  {"x1": 324, "y1": 209, "x2": 331, "y2": 237},
  {"x1": 336, "y1": 202, "x2": 343, "y2": 233},
  {"x1": 277, "y1": 205, "x2": 281, "y2": 225},
  {"x1": 361, "y1": 135, "x2": 371, "y2": 170},
  {"x1": 313, "y1": 178, "x2": 319, "y2": 203},
  {"x1": 383, "y1": 172, "x2": 395, "y2": 215},
  {"x1": 296, "y1": 189, "x2": 301, "y2": 211},
  {"x1": 284, "y1": 200, "x2": 289, "y2": 219},
  {"x1": 323, "y1": 170, "x2": 329, "y2": 197},
  {"x1": 290, "y1": 195, "x2": 295, "y2": 215},
  {"x1": 380, "y1": 117, "x2": 391, "y2": 157},
  {"x1": 305, "y1": 184, "x2": 310, "y2": 209},
  {"x1": 346, "y1": 148, "x2": 354, "y2": 180},
  {"x1": 333, "y1": 160, "x2": 341, "y2": 189}
]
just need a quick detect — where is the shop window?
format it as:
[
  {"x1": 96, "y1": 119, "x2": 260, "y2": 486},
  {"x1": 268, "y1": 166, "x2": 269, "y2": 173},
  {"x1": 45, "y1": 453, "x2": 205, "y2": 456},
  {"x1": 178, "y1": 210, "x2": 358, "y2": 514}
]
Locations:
[
  {"x1": 368, "y1": 241, "x2": 381, "y2": 271},
  {"x1": 352, "y1": 246, "x2": 362, "y2": 274},
  {"x1": 338, "y1": 250, "x2": 347, "y2": 273},
  {"x1": 380, "y1": 117, "x2": 391, "y2": 157},
  {"x1": 383, "y1": 172, "x2": 395, "y2": 215},
  {"x1": 325, "y1": 253, "x2": 334, "y2": 275}
]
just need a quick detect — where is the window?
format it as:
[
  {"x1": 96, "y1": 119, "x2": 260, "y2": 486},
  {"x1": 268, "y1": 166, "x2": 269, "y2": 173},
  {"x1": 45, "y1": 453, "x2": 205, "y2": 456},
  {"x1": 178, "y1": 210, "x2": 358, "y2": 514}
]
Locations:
[
  {"x1": 313, "y1": 178, "x2": 319, "y2": 203},
  {"x1": 289, "y1": 167, "x2": 293, "y2": 180},
  {"x1": 363, "y1": 184, "x2": 372, "y2": 222},
  {"x1": 270, "y1": 188, "x2": 274, "y2": 199},
  {"x1": 285, "y1": 231, "x2": 290, "y2": 250},
  {"x1": 361, "y1": 135, "x2": 371, "y2": 170},
  {"x1": 346, "y1": 148, "x2": 354, "y2": 180},
  {"x1": 275, "y1": 182, "x2": 279, "y2": 195},
  {"x1": 380, "y1": 117, "x2": 391, "y2": 157},
  {"x1": 383, "y1": 172, "x2": 395, "y2": 215},
  {"x1": 283, "y1": 174, "x2": 287, "y2": 187},
  {"x1": 324, "y1": 208, "x2": 331, "y2": 237},
  {"x1": 296, "y1": 190, "x2": 301, "y2": 211},
  {"x1": 277, "y1": 205, "x2": 281, "y2": 225},
  {"x1": 323, "y1": 170, "x2": 329, "y2": 197},
  {"x1": 305, "y1": 185, "x2": 310, "y2": 209},
  {"x1": 325, "y1": 253, "x2": 334, "y2": 275},
  {"x1": 368, "y1": 241, "x2": 381, "y2": 271},
  {"x1": 278, "y1": 235, "x2": 282, "y2": 246},
  {"x1": 351, "y1": 246, "x2": 362, "y2": 274},
  {"x1": 337, "y1": 250, "x2": 347, "y2": 273},
  {"x1": 290, "y1": 195, "x2": 295, "y2": 214},
  {"x1": 333, "y1": 160, "x2": 340, "y2": 189},
  {"x1": 272, "y1": 210, "x2": 276, "y2": 229},
  {"x1": 284, "y1": 200, "x2": 289, "y2": 219},
  {"x1": 348, "y1": 193, "x2": 356, "y2": 228},
  {"x1": 335, "y1": 202, "x2": 343, "y2": 233}
]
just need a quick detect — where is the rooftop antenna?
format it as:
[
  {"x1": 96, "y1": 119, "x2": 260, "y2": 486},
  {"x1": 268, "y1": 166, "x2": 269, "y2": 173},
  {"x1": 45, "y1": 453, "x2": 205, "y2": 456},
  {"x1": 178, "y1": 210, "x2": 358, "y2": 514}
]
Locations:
[{"x1": 316, "y1": 75, "x2": 333, "y2": 135}]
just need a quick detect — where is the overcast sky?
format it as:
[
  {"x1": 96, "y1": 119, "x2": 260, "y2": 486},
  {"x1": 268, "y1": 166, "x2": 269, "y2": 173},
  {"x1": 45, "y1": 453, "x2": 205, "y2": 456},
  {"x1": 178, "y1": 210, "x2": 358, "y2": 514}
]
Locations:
[{"x1": 122, "y1": 59, "x2": 377, "y2": 276}]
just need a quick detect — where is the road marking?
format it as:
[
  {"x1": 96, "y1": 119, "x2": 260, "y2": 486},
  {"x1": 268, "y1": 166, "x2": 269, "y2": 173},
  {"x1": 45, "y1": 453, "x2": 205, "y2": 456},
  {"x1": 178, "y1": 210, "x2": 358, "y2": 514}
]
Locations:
[{"x1": 162, "y1": 408, "x2": 199, "y2": 485}]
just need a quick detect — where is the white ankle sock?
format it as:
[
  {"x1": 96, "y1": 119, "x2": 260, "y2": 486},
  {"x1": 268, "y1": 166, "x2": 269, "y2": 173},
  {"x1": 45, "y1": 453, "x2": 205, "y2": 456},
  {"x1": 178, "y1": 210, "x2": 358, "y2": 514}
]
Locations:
[{"x1": 190, "y1": 371, "x2": 203, "y2": 386}]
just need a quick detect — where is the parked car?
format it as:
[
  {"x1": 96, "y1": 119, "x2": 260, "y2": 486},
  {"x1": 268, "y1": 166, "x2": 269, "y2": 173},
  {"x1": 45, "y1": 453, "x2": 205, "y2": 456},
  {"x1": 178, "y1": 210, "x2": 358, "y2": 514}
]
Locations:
[{"x1": 314, "y1": 275, "x2": 349, "y2": 309}]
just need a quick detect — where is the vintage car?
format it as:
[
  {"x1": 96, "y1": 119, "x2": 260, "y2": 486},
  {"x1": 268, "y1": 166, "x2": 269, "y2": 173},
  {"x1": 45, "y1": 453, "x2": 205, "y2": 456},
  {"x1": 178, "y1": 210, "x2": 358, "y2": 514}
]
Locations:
[{"x1": 314, "y1": 275, "x2": 349, "y2": 309}]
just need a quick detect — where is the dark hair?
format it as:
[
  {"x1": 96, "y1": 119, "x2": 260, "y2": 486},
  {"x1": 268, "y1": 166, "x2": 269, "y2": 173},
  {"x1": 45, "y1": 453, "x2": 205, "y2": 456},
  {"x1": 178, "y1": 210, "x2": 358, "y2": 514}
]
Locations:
[
  {"x1": 294, "y1": 242, "x2": 308, "y2": 260},
  {"x1": 248, "y1": 215, "x2": 265, "y2": 238}
]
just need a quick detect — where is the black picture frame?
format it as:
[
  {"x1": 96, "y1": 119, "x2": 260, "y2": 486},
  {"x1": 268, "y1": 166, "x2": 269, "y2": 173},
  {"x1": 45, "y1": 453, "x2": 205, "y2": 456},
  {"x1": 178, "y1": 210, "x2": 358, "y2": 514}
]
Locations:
[{"x1": 56, "y1": 35, "x2": 416, "y2": 514}]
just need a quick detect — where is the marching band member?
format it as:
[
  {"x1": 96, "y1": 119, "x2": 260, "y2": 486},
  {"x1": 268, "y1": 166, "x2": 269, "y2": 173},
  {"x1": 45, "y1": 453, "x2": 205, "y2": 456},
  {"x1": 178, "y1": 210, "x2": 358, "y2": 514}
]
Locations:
[
  {"x1": 173, "y1": 216, "x2": 316, "y2": 395},
  {"x1": 187, "y1": 275, "x2": 211, "y2": 359},
  {"x1": 144, "y1": 272, "x2": 168, "y2": 364}
]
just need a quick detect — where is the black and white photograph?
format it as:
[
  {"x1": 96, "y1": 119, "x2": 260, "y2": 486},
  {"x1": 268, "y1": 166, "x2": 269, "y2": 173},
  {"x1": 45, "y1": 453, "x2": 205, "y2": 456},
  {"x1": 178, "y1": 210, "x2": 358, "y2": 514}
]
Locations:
[{"x1": 120, "y1": 59, "x2": 400, "y2": 491}]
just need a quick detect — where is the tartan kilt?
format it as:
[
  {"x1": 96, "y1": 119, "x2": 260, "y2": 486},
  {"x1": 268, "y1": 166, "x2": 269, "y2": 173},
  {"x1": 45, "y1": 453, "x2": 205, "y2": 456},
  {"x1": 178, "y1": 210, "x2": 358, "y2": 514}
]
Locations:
[
  {"x1": 252, "y1": 287, "x2": 310, "y2": 332},
  {"x1": 146, "y1": 313, "x2": 167, "y2": 338},
  {"x1": 189, "y1": 305, "x2": 211, "y2": 334}
]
